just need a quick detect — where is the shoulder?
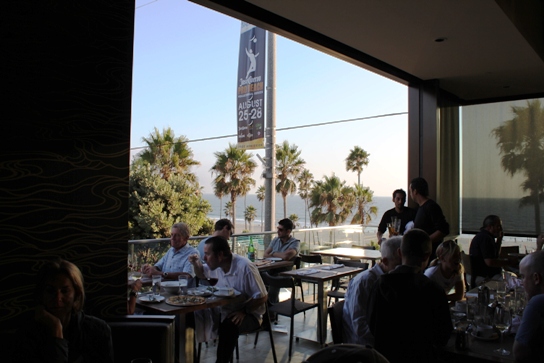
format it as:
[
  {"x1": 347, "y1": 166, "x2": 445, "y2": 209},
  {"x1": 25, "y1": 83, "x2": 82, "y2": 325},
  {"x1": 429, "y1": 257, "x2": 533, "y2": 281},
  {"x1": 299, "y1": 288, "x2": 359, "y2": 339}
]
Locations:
[
  {"x1": 424, "y1": 265, "x2": 438, "y2": 277},
  {"x1": 79, "y1": 313, "x2": 111, "y2": 334}
]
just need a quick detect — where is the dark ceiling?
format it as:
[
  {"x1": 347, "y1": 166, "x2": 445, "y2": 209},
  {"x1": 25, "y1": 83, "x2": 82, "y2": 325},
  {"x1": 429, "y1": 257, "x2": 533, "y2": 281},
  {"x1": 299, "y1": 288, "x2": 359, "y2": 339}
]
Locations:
[{"x1": 191, "y1": 0, "x2": 544, "y2": 104}]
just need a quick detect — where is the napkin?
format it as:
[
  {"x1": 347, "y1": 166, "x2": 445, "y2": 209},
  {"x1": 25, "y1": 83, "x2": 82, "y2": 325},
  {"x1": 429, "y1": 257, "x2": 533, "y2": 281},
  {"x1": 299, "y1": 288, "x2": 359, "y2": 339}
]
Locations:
[
  {"x1": 296, "y1": 269, "x2": 320, "y2": 275},
  {"x1": 322, "y1": 264, "x2": 344, "y2": 270}
]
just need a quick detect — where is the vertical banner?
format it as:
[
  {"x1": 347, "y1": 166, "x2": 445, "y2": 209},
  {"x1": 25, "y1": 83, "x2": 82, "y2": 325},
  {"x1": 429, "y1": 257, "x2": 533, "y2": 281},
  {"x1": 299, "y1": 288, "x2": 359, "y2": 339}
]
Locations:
[{"x1": 237, "y1": 23, "x2": 266, "y2": 149}]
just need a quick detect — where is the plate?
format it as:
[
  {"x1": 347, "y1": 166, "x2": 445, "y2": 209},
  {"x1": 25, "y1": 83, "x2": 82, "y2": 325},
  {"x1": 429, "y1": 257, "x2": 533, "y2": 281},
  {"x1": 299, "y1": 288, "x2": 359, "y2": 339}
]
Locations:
[
  {"x1": 187, "y1": 287, "x2": 213, "y2": 297},
  {"x1": 471, "y1": 331, "x2": 499, "y2": 341},
  {"x1": 165, "y1": 295, "x2": 207, "y2": 306},
  {"x1": 213, "y1": 288, "x2": 241, "y2": 297},
  {"x1": 265, "y1": 257, "x2": 282, "y2": 262},
  {"x1": 138, "y1": 294, "x2": 165, "y2": 303}
]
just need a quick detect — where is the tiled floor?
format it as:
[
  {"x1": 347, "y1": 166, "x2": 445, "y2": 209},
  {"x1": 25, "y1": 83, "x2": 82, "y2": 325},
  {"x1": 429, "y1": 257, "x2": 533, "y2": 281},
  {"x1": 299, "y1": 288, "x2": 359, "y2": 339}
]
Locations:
[{"x1": 198, "y1": 285, "x2": 330, "y2": 363}]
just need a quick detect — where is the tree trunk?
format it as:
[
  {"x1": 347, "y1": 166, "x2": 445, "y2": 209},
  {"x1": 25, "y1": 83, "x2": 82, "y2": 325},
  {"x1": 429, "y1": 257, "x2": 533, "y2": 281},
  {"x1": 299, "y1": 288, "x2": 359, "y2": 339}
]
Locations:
[
  {"x1": 283, "y1": 195, "x2": 287, "y2": 219},
  {"x1": 533, "y1": 191, "x2": 542, "y2": 235}
]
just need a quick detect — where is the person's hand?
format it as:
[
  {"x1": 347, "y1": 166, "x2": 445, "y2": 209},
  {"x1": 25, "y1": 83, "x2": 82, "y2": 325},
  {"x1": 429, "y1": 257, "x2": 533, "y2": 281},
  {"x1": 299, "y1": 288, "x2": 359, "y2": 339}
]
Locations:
[
  {"x1": 141, "y1": 264, "x2": 151, "y2": 275},
  {"x1": 537, "y1": 233, "x2": 544, "y2": 251},
  {"x1": 228, "y1": 311, "x2": 246, "y2": 326},
  {"x1": 188, "y1": 253, "x2": 200, "y2": 265},
  {"x1": 129, "y1": 279, "x2": 142, "y2": 292},
  {"x1": 35, "y1": 305, "x2": 63, "y2": 338}
]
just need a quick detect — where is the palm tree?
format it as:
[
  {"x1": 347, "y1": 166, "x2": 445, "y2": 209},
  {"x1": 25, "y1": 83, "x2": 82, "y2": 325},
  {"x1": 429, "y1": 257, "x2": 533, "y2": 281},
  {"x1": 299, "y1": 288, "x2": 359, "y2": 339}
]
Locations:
[
  {"x1": 139, "y1": 127, "x2": 199, "y2": 180},
  {"x1": 244, "y1": 205, "x2": 257, "y2": 232},
  {"x1": 289, "y1": 213, "x2": 299, "y2": 228},
  {"x1": 211, "y1": 144, "x2": 257, "y2": 233},
  {"x1": 297, "y1": 169, "x2": 314, "y2": 228},
  {"x1": 309, "y1": 174, "x2": 355, "y2": 226},
  {"x1": 276, "y1": 141, "x2": 306, "y2": 218},
  {"x1": 350, "y1": 185, "x2": 378, "y2": 226},
  {"x1": 213, "y1": 180, "x2": 227, "y2": 219},
  {"x1": 224, "y1": 201, "x2": 233, "y2": 219},
  {"x1": 256, "y1": 185, "x2": 266, "y2": 231},
  {"x1": 492, "y1": 99, "x2": 544, "y2": 235},
  {"x1": 345, "y1": 146, "x2": 370, "y2": 187}
]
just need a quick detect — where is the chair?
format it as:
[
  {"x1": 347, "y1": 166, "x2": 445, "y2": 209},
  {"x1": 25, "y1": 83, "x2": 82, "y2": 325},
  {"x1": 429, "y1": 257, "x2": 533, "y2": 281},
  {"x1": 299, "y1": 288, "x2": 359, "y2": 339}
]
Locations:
[
  {"x1": 300, "y1": 254, "x2": 323, "y2": 301},
  {"x1": 499, "y1": 245, "x2": 519, "y2": 258},
  {"x1": 461, "y1": 250, "x2": 473, "y2": 290},
  {"x1": 107, "y1": 315, "x2": 176, "y2": 363},
  {"x1": 352, "y1": 245, "x2": 376, "y2": 250},
  {"x1": 327, "y1": 299, "x2": 345, "y2": 344},
  {"x1": 327, "y1": 258, "x2": 369, "y2": 306},
  {"x1": 293, "y1": 256, "x2": 305, "y2": 301},
  {"x1": 260, "y1": 272, "x2": 321, "y2": 358}
]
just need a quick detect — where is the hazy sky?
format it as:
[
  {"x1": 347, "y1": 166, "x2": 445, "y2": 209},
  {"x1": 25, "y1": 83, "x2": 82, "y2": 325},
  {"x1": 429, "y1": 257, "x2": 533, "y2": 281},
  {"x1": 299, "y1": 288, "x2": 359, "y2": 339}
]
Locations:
[{"x1": 131, "y1": 0, "x2": 409, "y2": 197}]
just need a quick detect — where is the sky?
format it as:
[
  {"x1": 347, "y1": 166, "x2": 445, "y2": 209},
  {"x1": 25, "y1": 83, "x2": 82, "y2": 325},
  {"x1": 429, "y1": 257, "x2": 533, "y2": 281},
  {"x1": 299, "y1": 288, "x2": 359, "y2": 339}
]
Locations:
[{"x1": 131, "y1": 0, "x2": 409, "y2": 197}]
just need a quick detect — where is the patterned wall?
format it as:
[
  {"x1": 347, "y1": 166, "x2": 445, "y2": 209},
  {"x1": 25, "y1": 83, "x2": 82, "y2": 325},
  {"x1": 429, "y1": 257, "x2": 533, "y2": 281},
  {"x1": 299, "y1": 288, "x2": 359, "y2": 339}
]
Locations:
[{"x1": 1, "y1": 1, "x2": 135, "y2": 331}]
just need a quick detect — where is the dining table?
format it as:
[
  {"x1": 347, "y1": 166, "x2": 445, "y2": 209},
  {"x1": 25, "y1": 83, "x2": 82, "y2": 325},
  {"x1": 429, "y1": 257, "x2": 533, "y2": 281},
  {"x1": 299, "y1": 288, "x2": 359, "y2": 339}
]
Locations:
[
  {"x1": 136, "y1": 290, "x2": 244, "y2": 363},
  {"x1": 254, "y1": 258, "x2": 294, "y2": 272},
  {"x1": 310, "y1": 247, "x2": 382, "y2": 266},
  {"x1": 279, "y1": 263, "x2": 364, "y2": 345}
]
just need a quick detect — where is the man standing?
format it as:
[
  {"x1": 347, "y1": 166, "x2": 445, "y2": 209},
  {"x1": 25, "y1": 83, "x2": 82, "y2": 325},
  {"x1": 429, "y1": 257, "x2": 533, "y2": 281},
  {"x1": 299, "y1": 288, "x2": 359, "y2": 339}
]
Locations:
[
  {"x1": 369, "y1": 229, "x2": 452, "y2": 363},
  {"x1": 197, "y1": 219, "x2": 234, "y2": 262},
  {"x1": 343, "y1": 236, "x2": 402, "y2": 346},
  {"x1": 142, "y1": 222, "x2": 198, "y2": 280},
  {"x1": 469, "y1": 215, "x2": 509, "y2": 286},
  {"x1": 189, "y1": 237, "x2": 267, "y2": 363},
  {"x1": 263, "y1": 218, "x2": 300, "y2": 305},
  {"x1": 514, "y1": 250, "x2": 544, "y2": 362},
  {"x1": 410, "y1": 177, "x2": 449, "y2": 261},
  {"x1": 377, "y1": 189, "x2": 416, "y2": 241}
]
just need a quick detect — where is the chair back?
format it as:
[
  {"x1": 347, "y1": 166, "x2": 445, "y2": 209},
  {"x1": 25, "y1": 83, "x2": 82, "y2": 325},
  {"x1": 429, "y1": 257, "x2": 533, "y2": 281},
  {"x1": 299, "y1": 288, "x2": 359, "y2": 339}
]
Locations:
[
  {"x1": 300, "y1": 253, "x2": 322, "y2": 265},
  {"x1": 294, "y1": 255, "x2": 301, "y2": 270},
  {"x1": 107, "y1": 315, "x2": 176, "y2": 363},
  {"x1": 327, "y1": 300, "x2": 345, "y2": 344},
  {"x1": 333, "y1": 257, "x2": 369, "y2": 270},
  {"x1": 261, "y1": 271, "x2": 295, "y2": 290},
  {"x1": 352, "y1": 245, "x2": 376, "y2": 250},
  {"x1": 499, "y1": 245, "x2": 519, "y2": 258}
]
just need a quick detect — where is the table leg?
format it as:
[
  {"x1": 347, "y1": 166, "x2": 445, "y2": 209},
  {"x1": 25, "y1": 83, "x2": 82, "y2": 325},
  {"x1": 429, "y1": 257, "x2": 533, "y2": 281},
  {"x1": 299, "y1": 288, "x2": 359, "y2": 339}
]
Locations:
[
  {"x1": 175, "y1": 314, "x2": 195, "y2": 363},
  {"x1": 317, "y1": 281, "x2": 327, "y2": 346}
]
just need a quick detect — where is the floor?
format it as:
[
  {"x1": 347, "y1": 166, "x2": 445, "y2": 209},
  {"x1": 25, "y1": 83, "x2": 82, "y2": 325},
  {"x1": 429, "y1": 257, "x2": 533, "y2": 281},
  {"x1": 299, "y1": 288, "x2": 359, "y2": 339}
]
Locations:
[{"x1": 198, "y1": 284, "x2": 331, "y2": 363}]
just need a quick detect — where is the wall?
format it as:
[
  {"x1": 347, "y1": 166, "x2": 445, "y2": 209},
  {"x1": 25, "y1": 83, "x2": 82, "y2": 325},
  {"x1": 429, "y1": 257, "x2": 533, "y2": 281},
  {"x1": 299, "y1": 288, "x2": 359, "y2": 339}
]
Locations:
[{"x1": 1, "y1": 1, "x2": 134, "y2": 331}]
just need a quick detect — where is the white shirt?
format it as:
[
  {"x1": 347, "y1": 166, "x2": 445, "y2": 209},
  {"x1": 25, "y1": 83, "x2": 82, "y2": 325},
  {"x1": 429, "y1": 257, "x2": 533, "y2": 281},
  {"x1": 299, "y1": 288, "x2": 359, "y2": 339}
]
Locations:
[{"x1": 424, "y1": 265, "x2": 462, "y2": 294}]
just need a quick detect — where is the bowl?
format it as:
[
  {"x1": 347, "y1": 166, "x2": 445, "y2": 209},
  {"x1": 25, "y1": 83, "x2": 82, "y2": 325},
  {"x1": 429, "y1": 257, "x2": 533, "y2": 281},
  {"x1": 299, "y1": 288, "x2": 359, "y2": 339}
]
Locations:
[{"x1": 161, "y1": 281, "x2": 181, "y2": 294}]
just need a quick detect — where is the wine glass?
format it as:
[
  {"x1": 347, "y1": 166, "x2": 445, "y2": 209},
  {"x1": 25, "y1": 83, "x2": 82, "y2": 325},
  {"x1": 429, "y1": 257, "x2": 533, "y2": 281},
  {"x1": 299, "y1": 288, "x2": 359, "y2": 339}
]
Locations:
[
  {"x1": 493, "y1": 304, "x2": 512, "y2": 355},
  {"x1": 205, "y1": 272, "x2": 219, "y2": 300}
]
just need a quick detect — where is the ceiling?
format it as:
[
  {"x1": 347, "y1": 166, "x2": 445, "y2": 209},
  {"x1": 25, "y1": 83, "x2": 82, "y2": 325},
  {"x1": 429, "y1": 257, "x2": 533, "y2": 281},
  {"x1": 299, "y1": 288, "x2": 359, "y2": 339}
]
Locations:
[{"x1": 191, "y1": 0, "x2": 544, "y2": 104}]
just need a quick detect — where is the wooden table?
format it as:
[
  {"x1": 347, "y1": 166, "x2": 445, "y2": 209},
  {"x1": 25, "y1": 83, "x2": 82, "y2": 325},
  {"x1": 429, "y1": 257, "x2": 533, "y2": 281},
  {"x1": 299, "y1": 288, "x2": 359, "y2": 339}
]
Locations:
[
  {"x1": 136, "y1": 292, "x2": 243, "y2": 363},
  {"x1": 311, "y1": 247, "x2": 382, "y2": 265},
  {"x1": 444, "y1": 330, "x2": 515, "y2": 362},
  {"x1": 254, "y1": 259, "x2": 293, "y2": 272},
  {"x1": 279, "y1": 264, "x2": 364, "y2": 345}
]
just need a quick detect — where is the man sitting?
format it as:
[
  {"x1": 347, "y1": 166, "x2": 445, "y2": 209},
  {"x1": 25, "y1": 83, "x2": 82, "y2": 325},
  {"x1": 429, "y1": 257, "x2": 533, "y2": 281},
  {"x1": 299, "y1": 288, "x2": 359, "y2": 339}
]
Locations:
[
  {"x1": 197, "y1": 219, "x2": 234, "y2": 262},
  {"x1": 369, "y1": 229, "x2": 452, "y2": 363},
  {"x1": 343, "y1": 236, "x2": 402, "y2": 346},
  {"x1": 514, "y1": 250, "x2": 544, "y2": 362},
  {"x1": 469, "y1": 215, "x2": 509, "y2": 286},
  {"x1": 189, "y1": 237, "x2": 267, "y2": 363}
]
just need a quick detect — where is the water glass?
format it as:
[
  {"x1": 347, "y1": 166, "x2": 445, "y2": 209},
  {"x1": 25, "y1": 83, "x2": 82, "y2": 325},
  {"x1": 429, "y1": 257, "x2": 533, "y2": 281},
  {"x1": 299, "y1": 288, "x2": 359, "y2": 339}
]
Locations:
[
  {"x1": 178, "y1": 275, "x2": 188, "y2": 295},
  {"x1": 152, "y1": 275, "x2": 161, "y2": 296}
]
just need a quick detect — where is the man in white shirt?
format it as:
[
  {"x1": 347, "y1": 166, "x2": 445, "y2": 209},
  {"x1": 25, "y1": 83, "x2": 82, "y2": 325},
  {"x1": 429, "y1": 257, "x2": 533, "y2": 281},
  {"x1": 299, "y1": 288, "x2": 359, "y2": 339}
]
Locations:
[{"x1": 342, "y1": 236, "x2": 402, "y2": 346}]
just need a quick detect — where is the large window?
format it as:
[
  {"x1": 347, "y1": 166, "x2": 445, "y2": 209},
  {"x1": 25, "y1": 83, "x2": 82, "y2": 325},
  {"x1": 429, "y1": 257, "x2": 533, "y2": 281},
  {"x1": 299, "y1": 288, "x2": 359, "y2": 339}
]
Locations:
[{"x1": 461, "y1": 98, "x2": 544, "y2": 236}]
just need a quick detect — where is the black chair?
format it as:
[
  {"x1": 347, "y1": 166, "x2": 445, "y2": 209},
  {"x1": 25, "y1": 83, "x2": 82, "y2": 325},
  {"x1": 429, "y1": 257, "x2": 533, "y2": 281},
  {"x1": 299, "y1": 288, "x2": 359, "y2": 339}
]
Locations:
[
  {"x1": 107, "y1": 315, "x2": 176, "y2": 363},
  {"x1": 300, "y1": 253, "x2": 323, "y2": 301},
  {"x1": 293, "y1": 256, "x2": 305, "y2": 301},
  {"x1": 260, "y1": 272, "x2": 321, "y2": 358},
  {"x1": 352, "y1": 245, "x2": 377, "y2": 250},
  {"x1": 327, "y1": 258, "x2": 369, "y2": 306},
  {"x1": 328, "y1": 299, "x2": 345, "y2": 344}
]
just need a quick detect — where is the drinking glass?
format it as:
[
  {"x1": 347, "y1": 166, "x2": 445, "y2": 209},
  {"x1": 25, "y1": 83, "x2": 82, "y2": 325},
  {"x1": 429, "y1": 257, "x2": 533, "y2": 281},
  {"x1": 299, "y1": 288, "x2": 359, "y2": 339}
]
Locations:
[
  {"x1": 178, "y1": 275, "x2": 188, "y2": 295},
  {"x1": 205, "y1": 271, "x2": 219, "y2": 300},
  {"x1": 493, "y1": 305, "x2": 512, "y2": 356},
  {"x1": 152, "y1": 275, "x2": 161, "y2": 297}
]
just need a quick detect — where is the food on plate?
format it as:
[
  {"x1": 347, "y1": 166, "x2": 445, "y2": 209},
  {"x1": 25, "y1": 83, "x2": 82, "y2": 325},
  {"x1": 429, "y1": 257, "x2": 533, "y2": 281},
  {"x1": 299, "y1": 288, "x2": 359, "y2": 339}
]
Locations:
[{"x1": 166, "y1": 295, "x2": 206, "y2": 306}]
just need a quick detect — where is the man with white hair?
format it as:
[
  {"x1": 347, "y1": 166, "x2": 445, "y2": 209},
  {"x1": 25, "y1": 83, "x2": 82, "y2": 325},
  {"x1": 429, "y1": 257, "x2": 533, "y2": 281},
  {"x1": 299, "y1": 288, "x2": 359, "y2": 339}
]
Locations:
[
  {"x1": 513, "y1": 250, "x2": 544, "y2": 362},
  {"x1": 342, "y1": 236, "x2": 402, "y2": 346}
]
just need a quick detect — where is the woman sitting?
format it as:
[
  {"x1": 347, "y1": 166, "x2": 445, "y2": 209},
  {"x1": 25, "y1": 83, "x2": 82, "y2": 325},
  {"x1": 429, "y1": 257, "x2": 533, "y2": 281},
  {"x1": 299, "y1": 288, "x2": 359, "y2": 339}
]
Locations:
[
  {"x1": 14, "y1": 258, "x2": 114, "y2": 363},
  {"x1": 424, "y1": 240, "x2": 465, "y2": 301}
]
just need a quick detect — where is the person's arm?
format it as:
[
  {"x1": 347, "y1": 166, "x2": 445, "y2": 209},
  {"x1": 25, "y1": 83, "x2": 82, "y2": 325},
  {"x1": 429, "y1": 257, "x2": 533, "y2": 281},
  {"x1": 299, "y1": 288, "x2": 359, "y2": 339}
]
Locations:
[
  {"x1": 270, "y1": 248, "x2": 297, "y2": 261},
  {"x1": 446, "y1": 279, "x2": 465, "y2": 302},
  {"x1": 127, "y1": 279, "x2": 142, "y2": 315},
  {"x1": 429, "y1": 230, "x2": 446, "y2": 244},
  {"x1": 537, "y1": 233, "x2": 543, "y2": 251},
  {"x1": 227, "y1": 294, "x2": 268, "y2": 326},
  {"x1": 263, "y1": 246, "x2": 274, "y2": 258},
  {"x1": 188, "y1": 253, "x2": 207, "y2": 279},
  {"x1": 513, "y1": 340, "x2": 531, "y2": 362}
]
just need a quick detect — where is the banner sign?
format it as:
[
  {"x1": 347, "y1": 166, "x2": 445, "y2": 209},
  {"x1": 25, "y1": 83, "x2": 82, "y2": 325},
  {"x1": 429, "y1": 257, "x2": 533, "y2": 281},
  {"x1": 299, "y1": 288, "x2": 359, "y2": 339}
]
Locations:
[{"x1": 237, "y1": 23, "x2": 266, "y2": 150}]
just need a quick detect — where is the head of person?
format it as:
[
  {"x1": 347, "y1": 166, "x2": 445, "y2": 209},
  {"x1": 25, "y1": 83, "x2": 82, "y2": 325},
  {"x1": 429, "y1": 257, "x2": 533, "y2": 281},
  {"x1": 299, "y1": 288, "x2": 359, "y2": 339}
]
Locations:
[
  {"x1": 519, "y1": 250, "x2": 544, "y2": 299},
  {"x1": 409, "y1": 177, "x2": 429, "y2": 200},
  {"x1": 392, "y1": 189, "x2": 407, "y2": 209},
  {"x1": 430, "y1": 240, "x2": 462, "y2": 275},
  {"x1": 482, "y1": 215, "x2": 502, "y2": 238},
  {"x1": 277, "y1": 218, "x2": 294, "y2": 238},
  {"x1": 400, "y1": 228, "x2": 432, "y2": 269},
  {"x1": 380, "y1": 236, "x2": 402, "y2": 272},
  {"x1": 214, "y1": 218, "x2": 234, "y2": 240},
  {"x1": 203, "y1": 236, "x2": 233, "y2": 270},
  {"x1": 170, "y1": 222, "x2": 190, "y2": 250},
  {"x1": 34, "y1": 259, "x2": 85, "y2": 321}
]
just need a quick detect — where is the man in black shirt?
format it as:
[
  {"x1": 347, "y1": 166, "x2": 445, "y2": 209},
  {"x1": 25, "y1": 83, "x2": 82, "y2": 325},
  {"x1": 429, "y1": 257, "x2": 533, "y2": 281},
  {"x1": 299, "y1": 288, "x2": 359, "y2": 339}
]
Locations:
[{"x1": 377, "y1": 189, "x2": 416, "y2": 242}]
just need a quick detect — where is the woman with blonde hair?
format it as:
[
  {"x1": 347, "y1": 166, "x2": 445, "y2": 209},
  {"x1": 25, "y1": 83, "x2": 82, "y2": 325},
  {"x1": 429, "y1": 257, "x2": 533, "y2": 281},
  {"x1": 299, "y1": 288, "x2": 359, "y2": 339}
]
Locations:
[{"x1": 424, "y1": 240, "x2": 465, "y2": 301}]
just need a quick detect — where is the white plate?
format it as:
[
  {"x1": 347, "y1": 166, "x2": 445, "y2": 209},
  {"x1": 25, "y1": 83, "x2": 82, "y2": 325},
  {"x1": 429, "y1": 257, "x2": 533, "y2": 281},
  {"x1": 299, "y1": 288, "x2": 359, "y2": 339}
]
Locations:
[
  {"x1": 138, "y1": 294, "x2": 165, "y2": 303},
  {"x1": 471, "y1": 331, "x2": 499, "y2": 341},
  {"x1": 265, "y1": 257, "x2": 282, "y2": 262},
  {"x1": 213, "y1": 288, "x2": 241, "y2": 297},
  {"x1": 187, "y1": 288, "x2": 213, "y2": 297}
]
